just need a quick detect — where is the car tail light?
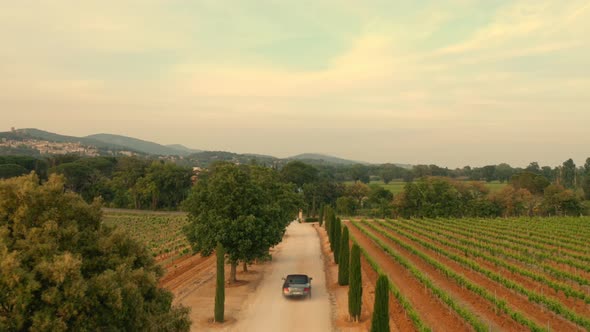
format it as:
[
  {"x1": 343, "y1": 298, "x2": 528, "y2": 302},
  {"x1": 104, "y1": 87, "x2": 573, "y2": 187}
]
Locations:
[
  {"x1": 304, "y1": 288, "x2": 310, "y2": 292},
  {"x1": 283, "y1": 287, "x2": 289, "y2": 293}
]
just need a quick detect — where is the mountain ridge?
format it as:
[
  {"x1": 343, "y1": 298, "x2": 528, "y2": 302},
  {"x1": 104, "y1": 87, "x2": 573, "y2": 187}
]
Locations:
[{"x1": 2, "y1": 128, "x2": 379, "y2": 166}]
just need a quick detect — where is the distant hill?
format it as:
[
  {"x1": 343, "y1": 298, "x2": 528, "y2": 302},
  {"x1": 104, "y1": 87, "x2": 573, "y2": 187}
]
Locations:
[
  {"x1": 86, "y1": 133, "x2": 197, "y2": 156},
  {"x1": 14, "y1": 129, "x2": 135, "y2": 152},
  {"x1": 289, "y1": 153, "x2": 369, "y2": 165},
  {"x1": 2, "y1": 128, "x2": 411, "y2": 168},
  {"x1": 165, "y1": 144, "x2": 202, "y2": 155}
]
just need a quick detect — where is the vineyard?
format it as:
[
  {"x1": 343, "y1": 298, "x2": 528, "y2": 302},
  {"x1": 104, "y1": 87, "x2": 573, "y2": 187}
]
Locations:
[
  {"x1": 347, "y1": 217, "x2": 590, "y2": 332},
  {"x1": 102, "y1": 210, "x2": 191, "y2": 264}
]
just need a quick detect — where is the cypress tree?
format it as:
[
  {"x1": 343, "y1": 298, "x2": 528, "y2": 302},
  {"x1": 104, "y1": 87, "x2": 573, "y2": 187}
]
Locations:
[
  {"x1": 333, "y1": 218, "x2": 342, "y2": 264},
  {"x1": 338, "y1": 226, "x2": 350, "y2": 285},
  {"x1": 349, "y1": 244, "x2": 362, "y2": 322},
  {"x1": 318, "y1": 205, "x2": 324, "y2": 227},
  {"x1": 328, "y1": 210, "x2": 335, "y2": 251},
  {"x1": 370, "y1": 274, "x2": 390, "y2": 332},
  {"x1": 214, "y1": 242, "x2": 225, "y2": 323}
]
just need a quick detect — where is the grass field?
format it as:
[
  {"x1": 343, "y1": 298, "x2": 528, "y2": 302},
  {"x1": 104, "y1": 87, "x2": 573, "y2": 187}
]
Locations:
[
  {"x1": 347, "y1": 216, "x2": 590, "y2": 331},
  {"x1": 345, "y1": 180, "x2": 508, "y2": 194},
  {"x1": 102, "y1": 210, "x2": 191, "y2": 263}
]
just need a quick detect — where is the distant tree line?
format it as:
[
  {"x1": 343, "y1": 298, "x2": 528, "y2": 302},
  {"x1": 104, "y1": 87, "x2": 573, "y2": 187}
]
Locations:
[
  {"x1": 1, "y1": 154, "x2": 589, "y2": 216},
  {"x1": 288, "y1": 158, "x2": 590, "y2": 218},
  {"x1": 313, "y1": 158, "x2": 590, "y2": 188},
  {"x1": 0, "y1": 154, "x2": 193, "y2": 210}
]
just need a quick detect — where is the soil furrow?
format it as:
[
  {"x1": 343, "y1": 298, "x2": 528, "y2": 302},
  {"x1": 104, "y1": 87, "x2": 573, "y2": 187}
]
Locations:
[
  {"x1": 347, "y1": 222, "x2": 472, "y2": 332},
  {"x1": 371, "y1": 220, "x2": 585, "y2": 332}
]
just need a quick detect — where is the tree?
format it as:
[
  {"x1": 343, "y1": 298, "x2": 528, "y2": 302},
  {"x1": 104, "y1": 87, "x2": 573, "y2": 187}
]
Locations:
[
  {"x1": 481, "y1": 165, "x2": 496, "y2": 182},
  {"x1": 490, "y1": 186, "x2": 534, "y2": 217},
  {"x1": 525, "y1": 162, "x2": 541, "y2": 174},
  {"x1": 279, "y1": 161, "x2": 318, "y2": 189},
  {"x1": 370, "y1": 274, "x2": 390, "y2": 332},
  {"x1": 348, "y1": 244, "x2": 362, "y2": 322},
  {"x1": 328, "y1": 210, "x2": 336, "y2": 251},
  {"x1": 542, "y1": 184, "x2": 583, "y2": 216},
  {"x1": 350, "y1": 164, "x2": 370, "y2": 183},
  {"x1": 336, "y1": 196, "x2": 358, "y2": 216},
  {"x1": 561, "y1": 159, "x2": 576, "y2": 189},
  {"x1": 338, "y1": 226, "x2": 350, "y2": 285},
  {"x1": 318, "y1": 205, "x2": 324, "y2": 227},
  {"x1": 333, "y1": 218, "x2": 342, "y2": 264},
  {"x1": 510, "y1": 172, "x2": 550, "y2": 195},
  {"x1": 583, "y1": 176, "x2": 590, "y2": 200},
  {"x1": 583, "y1": 158, "x2": 590, "y2": 200},
  {"x1": 347, "y1": 182, "x2": 370, "y2": 207},
  {"x1": 495, "y1": 163, "x2": 514, "y2": 183},
  {"x1": 214, "y1": 242, "x2": 225, "y2": 322},
  {"x1": 183, "y1": 163, "x2": 298, "y2": 283},
  {"x1": 0, "y1": 173, "x2": 190, "y2": 331},
  {"x1": 367, "y1": 185, "x2": 394, "y2": 218},
  {"x1": 0, "y1": 164, "x2": 28, "y2": 179}
]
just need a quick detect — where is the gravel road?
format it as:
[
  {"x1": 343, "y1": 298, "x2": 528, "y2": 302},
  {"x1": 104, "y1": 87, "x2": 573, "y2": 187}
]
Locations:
[{"x1": 232, "y1": 221, "x2": 333, "y2": 332}]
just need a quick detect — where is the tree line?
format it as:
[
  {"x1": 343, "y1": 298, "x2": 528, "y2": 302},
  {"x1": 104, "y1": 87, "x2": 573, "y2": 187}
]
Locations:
[
  {"x1": 1, "y1": 155, "x2": 589, "y2": 218},
  {"x1": 0, "y1": 155, "x2": 193, "y2": 210}
]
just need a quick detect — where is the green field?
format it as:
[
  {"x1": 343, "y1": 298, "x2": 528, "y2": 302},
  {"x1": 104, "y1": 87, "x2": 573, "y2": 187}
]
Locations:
[
  {"x1": 102, "y1": 209, "x2": 190, "y2": 263},
  {"x1": 346, "y1": 180, "x2": 507, "y2": 194}
]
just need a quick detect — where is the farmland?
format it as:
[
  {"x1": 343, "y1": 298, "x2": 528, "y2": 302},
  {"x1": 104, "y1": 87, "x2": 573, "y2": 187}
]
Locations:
[
  {"x1": 345, "y1": 180, "x2": 508, "y2": 194},
  {"x1": 102, "y1": 210, "x2": 191, "y2": 264},
  {"x1": 346, "y1": 217, "x2": 590, "y2": 331}
]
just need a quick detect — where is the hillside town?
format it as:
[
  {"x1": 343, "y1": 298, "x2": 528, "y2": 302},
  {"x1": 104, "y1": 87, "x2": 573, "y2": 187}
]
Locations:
[{"x1": 1, "y1": 137, "x2": 103, "y2": 156}]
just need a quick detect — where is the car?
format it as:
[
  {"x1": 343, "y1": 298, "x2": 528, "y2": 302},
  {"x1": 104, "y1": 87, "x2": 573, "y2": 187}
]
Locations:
[{"x1": 282, "y1": 274, "x2": 312, "y2": 298}]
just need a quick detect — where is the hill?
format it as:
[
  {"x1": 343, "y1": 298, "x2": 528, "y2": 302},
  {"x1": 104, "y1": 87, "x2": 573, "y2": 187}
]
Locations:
[
  {"x1": 86, "y1": 133, "x2": 197, "y2": 156},
  {"x1": 165, "y1": 144, "x2": 202, "y2": 155},
  {"x1": 13, "y1": 128, "x2": 135, "y2": 152},
  {"x1": 289, "y1": 153, "x2": 368, "y2": 165}
]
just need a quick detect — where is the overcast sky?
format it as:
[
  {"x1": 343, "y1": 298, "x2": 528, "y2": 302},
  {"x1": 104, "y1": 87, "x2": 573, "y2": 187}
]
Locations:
[{"x1": 1, "y1": 1, "x2": 589, "y2": 168}]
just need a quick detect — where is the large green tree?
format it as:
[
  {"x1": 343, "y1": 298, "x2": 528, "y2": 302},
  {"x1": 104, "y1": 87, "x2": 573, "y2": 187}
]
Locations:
[
  {"x1": 348, "y1": 244, "x2": 362, "y2": 322},
  {"x1": 183, "y1": 163, "x2": 299, "y2": 282},
  {"x1": 0, "y1": 173, "x2": 190, "y2": 331},
  {"x1": 561, "y1": 159, "x2": 577, "y2": 189},
  {"x1": 279, "y1": 161, "x2": 318, "y2": 189}
]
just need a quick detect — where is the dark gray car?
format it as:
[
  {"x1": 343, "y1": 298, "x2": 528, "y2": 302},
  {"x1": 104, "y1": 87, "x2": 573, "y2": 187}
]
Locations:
[{"x1": 282, "y1": 274, "x2": 312, "y2": 298}]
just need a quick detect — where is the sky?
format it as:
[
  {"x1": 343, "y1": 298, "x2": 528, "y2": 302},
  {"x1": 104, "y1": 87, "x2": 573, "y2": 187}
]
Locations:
[{"x1": 1, "y1": 0, "x2": 589, "y2": 168}]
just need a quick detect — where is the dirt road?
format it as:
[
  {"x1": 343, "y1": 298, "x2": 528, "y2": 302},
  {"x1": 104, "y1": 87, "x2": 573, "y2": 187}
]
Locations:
[{"x1": 232, "y1": 221, "x2": 333, "y2": 332}]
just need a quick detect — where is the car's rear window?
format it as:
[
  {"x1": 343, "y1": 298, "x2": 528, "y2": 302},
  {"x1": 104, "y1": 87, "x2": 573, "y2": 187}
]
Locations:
[{"x1": 287, "y1": 275, "x2": 308, "y2": 284}]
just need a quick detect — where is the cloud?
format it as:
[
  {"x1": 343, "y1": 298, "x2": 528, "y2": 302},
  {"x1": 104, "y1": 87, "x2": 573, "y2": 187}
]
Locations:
[{"x1": 1, "y1": 0, "x2": 589, "y2": 167}]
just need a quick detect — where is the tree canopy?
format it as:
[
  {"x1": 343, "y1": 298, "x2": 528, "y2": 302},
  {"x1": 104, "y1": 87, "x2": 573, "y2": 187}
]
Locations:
[
  {"x1": 0, "y1": 173, "x2": 190, "y2": 331},
  {"x1": 183, "y1": 162, "x2": 299, "y2": 282}
]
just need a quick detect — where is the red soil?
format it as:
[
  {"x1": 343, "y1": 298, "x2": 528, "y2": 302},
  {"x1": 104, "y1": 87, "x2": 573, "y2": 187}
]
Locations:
[
  {"x1": 315, "y1": 224, "x2": 416, "y2": 331},
  {"x1": 388, "y1": 221, "x2": 590, "y2": 317},
  {"x1": 346, "y1": 221, "x2": 472, "y2": 332}
]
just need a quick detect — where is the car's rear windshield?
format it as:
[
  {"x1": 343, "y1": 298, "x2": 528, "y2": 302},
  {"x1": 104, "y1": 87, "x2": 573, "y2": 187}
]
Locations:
[{"x1": 287, "y1": 275, "x2": 308, "y2": 284}]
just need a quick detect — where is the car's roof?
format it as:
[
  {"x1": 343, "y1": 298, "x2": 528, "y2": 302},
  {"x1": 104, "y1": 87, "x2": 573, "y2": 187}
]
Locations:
[{"x1": 286, "y1": 274, "x2": 309, "y2": 278}]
